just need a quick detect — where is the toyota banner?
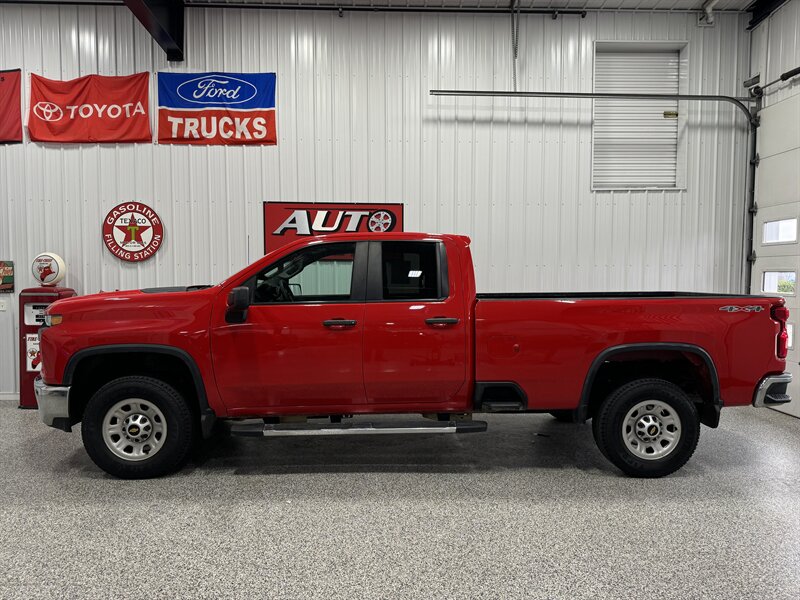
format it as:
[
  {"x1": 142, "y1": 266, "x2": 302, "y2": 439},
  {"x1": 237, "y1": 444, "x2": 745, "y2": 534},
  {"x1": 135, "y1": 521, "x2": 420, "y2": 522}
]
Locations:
[
  {"x1": 158, "y1": 72, "x2": 277, "y2": 145},
  {"x1": 28, "y1": 73, "x2": 151, "y2": 143},
  {"x1": 264, "y1": 202, "x2": 404, "y2": 252}
]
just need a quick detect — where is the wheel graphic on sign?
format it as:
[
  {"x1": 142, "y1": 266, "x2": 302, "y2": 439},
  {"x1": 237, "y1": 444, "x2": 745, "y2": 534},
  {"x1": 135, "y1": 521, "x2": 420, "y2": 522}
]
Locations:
[{"x1": 368, "y1": 210, "x2": 396, "y2": 233}]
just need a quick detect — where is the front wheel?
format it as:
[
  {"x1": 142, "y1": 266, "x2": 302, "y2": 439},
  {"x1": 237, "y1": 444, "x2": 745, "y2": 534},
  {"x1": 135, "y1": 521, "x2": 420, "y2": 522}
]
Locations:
[
  {"x1": 592, "y1": 378, "x2": 700, "y2": 478},
  {"x1": 81, "y1": 376, "x2": 195, "y2": 479}
]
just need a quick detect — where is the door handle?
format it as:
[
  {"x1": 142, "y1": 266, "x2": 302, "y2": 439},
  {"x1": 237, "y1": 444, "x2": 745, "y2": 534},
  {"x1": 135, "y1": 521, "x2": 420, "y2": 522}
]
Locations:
[
  {"x1": 425, "y1": 317, "x2": 460, "y2": 328},
  {"x1": 323, "y1": 319, "x2": 357, "y2": 329}
]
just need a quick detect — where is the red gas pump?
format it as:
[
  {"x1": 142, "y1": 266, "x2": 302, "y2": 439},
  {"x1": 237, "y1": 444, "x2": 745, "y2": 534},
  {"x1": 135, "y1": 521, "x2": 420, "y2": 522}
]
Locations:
[{"x1": 18, "y1": 253, "x2": 76, "y2": 409}]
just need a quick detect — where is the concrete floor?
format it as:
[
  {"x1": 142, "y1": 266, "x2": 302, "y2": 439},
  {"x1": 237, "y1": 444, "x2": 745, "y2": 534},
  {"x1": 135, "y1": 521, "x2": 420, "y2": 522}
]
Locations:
[{"x1": 1, "y1": 403, "x2": 799, "y2": 599}]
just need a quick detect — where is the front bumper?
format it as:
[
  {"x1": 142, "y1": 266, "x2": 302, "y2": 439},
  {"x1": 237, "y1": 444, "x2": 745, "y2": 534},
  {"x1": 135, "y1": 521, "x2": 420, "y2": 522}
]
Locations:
[
  {"x1": 34, "y1": 376, "x2": 72, "y2": 432},
  {"x1": 753, "y1": 372, "x2": 792, "y2": 407}
]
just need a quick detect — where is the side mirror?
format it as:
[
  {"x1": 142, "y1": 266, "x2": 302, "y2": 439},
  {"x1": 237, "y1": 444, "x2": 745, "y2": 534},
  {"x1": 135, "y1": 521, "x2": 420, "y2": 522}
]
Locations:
[{"x1": 225, "y1": 286, "x2": 250, "y2": 324}]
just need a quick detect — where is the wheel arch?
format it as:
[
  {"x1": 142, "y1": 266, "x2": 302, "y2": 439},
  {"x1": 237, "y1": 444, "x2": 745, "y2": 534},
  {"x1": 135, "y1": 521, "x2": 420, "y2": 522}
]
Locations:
[
  {"x1": 577, "y1": 343, "x2": 721, "y2": 427},
  {"x1": 64, "y1": 344, "x2": 217, "y2": 437}
]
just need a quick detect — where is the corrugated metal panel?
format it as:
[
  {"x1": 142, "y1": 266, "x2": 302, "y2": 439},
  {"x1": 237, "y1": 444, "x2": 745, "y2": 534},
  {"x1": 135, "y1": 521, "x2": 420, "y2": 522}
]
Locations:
[
  {"x1": 749, "y1": 0, "x2": 800, "y2": 109},
  {"x1": 592, "y1": 50, "x2": 680, "y2": 188},
  {"x1": 0, "y1": 6, "x2": 750, "y2": 393}
]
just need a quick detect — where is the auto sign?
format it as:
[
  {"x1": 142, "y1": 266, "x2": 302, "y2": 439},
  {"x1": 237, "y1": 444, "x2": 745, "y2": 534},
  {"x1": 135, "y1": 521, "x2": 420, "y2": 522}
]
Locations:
[{"x1": 263, "y1": 202, "x2": 404, "y2": 252}]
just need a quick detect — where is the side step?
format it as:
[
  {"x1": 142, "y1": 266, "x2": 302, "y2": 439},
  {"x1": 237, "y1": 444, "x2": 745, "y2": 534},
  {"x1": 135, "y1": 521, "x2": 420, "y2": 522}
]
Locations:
[
  {"x1": 765, "y1": 393, "x2": 791, "y2": 405},
  {"x1": 230, "y1": 419, "x2": 488, "y2": 438}
]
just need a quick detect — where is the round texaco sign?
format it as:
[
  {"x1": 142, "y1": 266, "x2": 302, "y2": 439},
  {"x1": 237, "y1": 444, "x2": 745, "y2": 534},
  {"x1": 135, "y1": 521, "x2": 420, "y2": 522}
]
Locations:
[{"x1": 103, "y1": 202, "x2": 164, "y2": 262}]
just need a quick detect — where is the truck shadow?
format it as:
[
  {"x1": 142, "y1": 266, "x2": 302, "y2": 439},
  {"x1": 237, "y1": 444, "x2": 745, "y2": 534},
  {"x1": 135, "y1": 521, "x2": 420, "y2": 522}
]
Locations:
[
  {"x1": 188, "y1": 417, "x2": 611, "y2": 476},
  {"x1": 183, "y1": 412, "x2": 761, "y2": 480}
]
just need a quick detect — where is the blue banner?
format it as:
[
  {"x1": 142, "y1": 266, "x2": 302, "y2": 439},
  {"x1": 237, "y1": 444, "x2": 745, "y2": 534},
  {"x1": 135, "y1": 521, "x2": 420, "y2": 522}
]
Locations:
[{"x1": 158, "y1": 72, "x2": 276, "y2": 110}]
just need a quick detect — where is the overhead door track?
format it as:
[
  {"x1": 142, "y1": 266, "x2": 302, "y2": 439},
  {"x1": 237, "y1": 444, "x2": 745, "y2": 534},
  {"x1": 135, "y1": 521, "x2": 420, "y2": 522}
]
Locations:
[{"x1": 429, "y1": 78, "x2": 798, "y2": 292}]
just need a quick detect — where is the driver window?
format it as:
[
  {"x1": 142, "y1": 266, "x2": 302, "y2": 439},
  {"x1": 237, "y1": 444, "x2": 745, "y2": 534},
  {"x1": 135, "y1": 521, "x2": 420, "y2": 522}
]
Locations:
[{"x1": 252, "y1": 242, "x2": 356, "y2": 304}]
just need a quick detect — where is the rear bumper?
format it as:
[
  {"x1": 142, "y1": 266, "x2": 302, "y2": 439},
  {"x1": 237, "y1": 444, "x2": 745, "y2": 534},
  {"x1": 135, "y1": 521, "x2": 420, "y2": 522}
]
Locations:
[
  {"x1": 34, "y1": 376, "x2": 72, "y2": 432},
  {"x1": 753, "y1": 372, "x2": 792, "y2": 407}
]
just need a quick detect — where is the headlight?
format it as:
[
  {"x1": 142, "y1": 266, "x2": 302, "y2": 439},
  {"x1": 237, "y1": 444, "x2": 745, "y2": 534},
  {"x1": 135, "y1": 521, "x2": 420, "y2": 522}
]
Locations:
[{"x1": 44, "y1": 314, "x2": 63, "y2": 326}]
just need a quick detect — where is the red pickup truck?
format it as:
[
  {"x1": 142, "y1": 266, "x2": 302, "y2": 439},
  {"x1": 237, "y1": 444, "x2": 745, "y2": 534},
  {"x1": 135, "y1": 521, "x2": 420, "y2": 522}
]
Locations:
[{"x1": 35, "y1": 232, "x2": 792, "y2": 479}]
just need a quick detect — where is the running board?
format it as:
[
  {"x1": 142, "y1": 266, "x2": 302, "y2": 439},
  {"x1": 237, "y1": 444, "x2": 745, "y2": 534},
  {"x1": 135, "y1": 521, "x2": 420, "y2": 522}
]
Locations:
[{"x1": 229, "y1": 419, "x2": 488, "y2": 437}]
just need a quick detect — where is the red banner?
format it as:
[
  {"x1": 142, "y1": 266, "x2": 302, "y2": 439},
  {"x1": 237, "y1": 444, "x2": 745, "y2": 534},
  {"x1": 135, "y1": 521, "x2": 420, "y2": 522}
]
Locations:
[
  {"x1": 28, "y1": 73, "x2": 151, "y2": 143},
  {"x1": 0, "y1": 69, "x2": 22, "y2": 143},
  {"x1": 158, "y1": 108, "x2": 276, "y2": 145},
  {"x1": 264, "y1": 202, "x2": 404, "y2": 252}
]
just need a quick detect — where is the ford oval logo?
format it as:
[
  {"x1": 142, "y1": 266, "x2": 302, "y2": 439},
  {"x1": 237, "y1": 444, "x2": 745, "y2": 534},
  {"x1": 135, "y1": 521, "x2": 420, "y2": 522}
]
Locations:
[{"x1": 176, "y1": 75, "x2": 258, "y2": 105}]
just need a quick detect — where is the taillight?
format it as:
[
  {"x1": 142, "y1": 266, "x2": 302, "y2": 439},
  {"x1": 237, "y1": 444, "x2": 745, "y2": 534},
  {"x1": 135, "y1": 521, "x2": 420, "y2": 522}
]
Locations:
[
  {"x1": 772, "y1": 305, "x2": 790, "y2": 359},
  {"x1": 772, "y1": 306, "x2": 790, "y2": 322}
]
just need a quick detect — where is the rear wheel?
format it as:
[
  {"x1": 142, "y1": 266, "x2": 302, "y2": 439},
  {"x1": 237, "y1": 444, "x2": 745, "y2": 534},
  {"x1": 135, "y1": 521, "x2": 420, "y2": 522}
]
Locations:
[
  {"x1": 592, "y1": 378, "x2": 700, "y2": 478},
  {"x1": 81, "y1": 376, "x2": 195, "y2": 479}
]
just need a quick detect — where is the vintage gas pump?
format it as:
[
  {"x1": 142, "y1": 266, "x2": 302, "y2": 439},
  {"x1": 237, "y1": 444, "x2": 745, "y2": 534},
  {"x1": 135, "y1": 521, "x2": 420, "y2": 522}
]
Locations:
[{"x1": 18, "y1": 253, "x2": 76, "y2": 409}]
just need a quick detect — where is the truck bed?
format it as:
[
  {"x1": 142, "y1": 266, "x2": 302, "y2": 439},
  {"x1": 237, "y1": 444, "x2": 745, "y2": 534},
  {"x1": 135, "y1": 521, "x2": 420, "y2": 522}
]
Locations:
[{"x1": 474, "y1": 292, "x2": 784, "y2": 411}]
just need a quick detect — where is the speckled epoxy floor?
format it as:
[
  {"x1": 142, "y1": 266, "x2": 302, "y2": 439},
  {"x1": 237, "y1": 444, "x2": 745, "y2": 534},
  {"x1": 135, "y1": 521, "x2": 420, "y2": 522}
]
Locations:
[{"x1": 1, "y1": 403, "x2": 799, "y2": 599}]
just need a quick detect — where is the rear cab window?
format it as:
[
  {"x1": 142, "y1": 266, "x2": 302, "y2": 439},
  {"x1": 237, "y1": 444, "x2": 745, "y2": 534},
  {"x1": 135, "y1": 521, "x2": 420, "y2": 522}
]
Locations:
[{"x1": 368, "y1": 240, "x2": 449, "y2": 301}]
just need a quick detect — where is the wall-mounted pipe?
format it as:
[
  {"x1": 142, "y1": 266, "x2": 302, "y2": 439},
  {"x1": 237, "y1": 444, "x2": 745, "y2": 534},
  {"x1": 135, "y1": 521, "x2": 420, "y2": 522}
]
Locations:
[
  {"x1": 702, "y1": 0, "x2": 720, "y2": 25},
  {"x1": 430, "y1": 89, "x2": 756, "y2": 125}
]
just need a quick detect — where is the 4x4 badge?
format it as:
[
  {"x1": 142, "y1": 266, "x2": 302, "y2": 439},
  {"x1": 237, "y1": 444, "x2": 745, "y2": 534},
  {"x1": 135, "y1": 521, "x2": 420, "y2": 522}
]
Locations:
[{"x1": 719, "y1": 305, "x2": 764, "y2": 313}]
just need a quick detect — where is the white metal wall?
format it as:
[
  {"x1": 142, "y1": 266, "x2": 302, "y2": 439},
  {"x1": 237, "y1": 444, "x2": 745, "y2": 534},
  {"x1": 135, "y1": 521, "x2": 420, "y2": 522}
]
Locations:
[
  {"x1": 750, "y1": 0, "x2": 800, "y2": 111},
  {"x1": 749, "y1": 0, "x2": 800, "y2": 418},
  {"x1": 0, "y1": 5, "x2": 750, "y2": 393}
]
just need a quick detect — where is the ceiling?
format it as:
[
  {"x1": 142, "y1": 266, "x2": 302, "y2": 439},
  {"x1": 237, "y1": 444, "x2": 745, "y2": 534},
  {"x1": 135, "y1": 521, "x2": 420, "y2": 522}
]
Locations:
[
  {"x1": 25, "y1": 0, "x2": 756, "y2": 12},
  {"x1": 185, "y1": 0, "x2": 754, "y2": 10}
]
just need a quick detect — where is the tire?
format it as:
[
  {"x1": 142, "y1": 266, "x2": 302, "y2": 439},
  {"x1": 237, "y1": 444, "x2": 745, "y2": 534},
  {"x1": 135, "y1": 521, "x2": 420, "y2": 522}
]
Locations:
[
  {"x1": 549, "y1": 410, "x2": 574, "y2": 423},
  {"x1": 592, "y1": 378, "x2": 700, "y2": 478},
  {"x1": 81, "y1": 376, "x2": 195, "y2": 479}
]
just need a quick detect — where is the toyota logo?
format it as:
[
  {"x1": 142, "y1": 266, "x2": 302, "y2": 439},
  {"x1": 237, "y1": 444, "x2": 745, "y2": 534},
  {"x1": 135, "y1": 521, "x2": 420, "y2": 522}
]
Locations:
[{"x1": 33, "y1": 102, "x2": 63, "y2": 122}]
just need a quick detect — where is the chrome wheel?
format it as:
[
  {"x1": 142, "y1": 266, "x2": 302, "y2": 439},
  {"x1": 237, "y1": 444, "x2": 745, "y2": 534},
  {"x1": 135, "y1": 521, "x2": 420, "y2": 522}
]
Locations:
[
  {"x1": 102, "y1": 399, "x2": 167, "y2": 462},
  {"x1": 622, "y1": 399, "x2": 681, "y2": 460}
]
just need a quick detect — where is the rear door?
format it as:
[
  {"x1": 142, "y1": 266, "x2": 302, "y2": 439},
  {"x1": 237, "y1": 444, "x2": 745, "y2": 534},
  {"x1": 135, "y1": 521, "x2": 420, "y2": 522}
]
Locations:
[{"x1": 362, "y1": 240, "x2": 468, "y2": 407}]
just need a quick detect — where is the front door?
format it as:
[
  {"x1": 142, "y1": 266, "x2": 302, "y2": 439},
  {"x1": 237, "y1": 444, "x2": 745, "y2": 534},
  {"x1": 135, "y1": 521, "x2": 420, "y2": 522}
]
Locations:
[
  {"x1": 211, "y1": 241, "x2": 367, "y2": 414},
  {"x1": 362, "y1": 240, "x2": 468, "y2": 407}
]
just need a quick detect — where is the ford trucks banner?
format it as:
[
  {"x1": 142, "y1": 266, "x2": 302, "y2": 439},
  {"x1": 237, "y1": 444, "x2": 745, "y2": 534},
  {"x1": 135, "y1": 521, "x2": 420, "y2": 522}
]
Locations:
[
  {"x1": 0, "y1": 69, "x2": 22, "y2": 143},
  {"x1": 264, "y1": 202, "x2": 404, "y2": 252},
  {"x1": 157, "y1": 72, "x2": 277, "y2": 145},
  {"x1": 28, "y1": 73, "x2": 151, "y2": 143}
]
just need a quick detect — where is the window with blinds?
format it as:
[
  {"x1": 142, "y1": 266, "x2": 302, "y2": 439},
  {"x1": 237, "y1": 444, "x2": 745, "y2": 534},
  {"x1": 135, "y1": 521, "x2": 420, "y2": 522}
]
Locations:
[{"x1": 592, "y1": 50, "x2": 681, "y2": 189}]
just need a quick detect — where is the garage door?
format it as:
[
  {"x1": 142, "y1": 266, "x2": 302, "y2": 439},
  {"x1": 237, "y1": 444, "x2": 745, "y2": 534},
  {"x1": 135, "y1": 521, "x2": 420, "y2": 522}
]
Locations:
[{"x1": 750, "y1": 94, "x2": 800, "y2": 418}]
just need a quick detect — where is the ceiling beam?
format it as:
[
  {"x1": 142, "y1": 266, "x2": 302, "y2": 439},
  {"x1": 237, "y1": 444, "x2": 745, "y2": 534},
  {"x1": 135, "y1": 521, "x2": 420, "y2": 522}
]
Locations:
[
  {"x1": 747, "y1": 0, "x2": 789, "y2": 29},
  {"x1": 123, "y1": 0, "x2": 185, "y2": 62}
]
